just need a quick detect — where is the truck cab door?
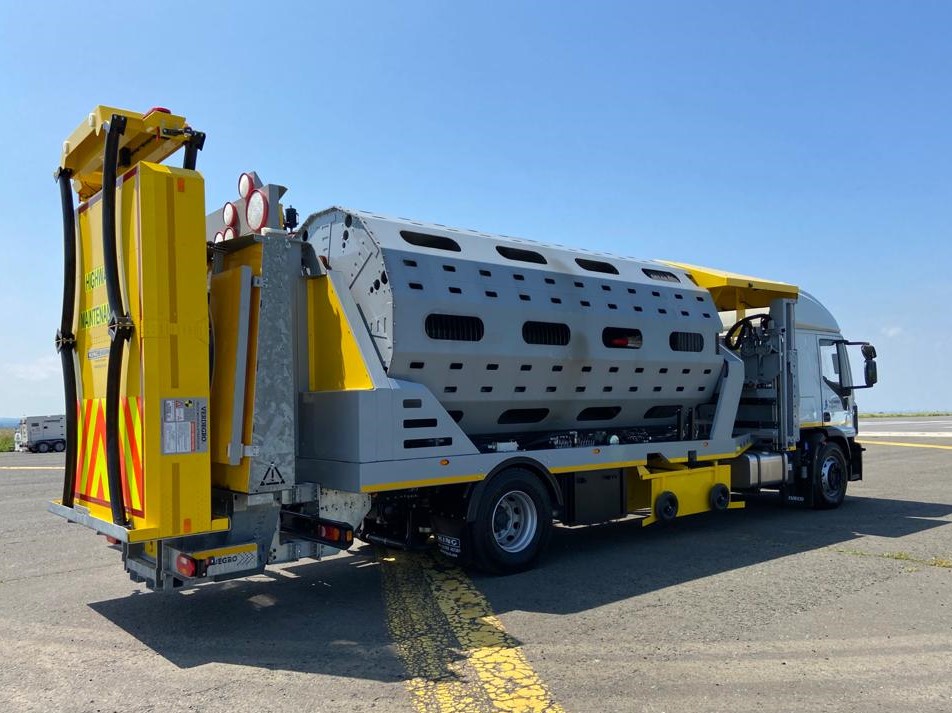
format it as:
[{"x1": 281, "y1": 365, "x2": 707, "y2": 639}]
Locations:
[
  {"x1": 819, "y1": 338, "x2": 853, "y2": 432},
  {"x1": 797, "y1": 331, "x2": 821, "y2": 426}
]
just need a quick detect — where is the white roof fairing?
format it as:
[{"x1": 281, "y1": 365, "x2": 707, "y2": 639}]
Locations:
[{"x1": 795, "y1": 290, "x2": 841, "y2": 333}]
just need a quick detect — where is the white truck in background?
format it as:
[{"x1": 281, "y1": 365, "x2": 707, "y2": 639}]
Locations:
[{"x1": 17, "y1": 415, "x2": 67, "y2": 453}]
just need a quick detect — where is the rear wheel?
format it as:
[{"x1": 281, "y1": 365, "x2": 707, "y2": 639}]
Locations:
[
  {"x1": 53, "y1": 440, "x2": 65, "y2": 453},
  {"x1": 37, "y1": 442, "x2": 50, "y2": 454},
  {"x1": 470, "y1": 468, "x2": 552, "y2": 575},
  {"x1": 812, "y1": 442, "x2": 847, "y2": 509}
]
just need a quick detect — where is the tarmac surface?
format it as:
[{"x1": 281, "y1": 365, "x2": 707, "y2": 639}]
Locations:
[{"x1": 0, "y1": 417, "x2": 950, "y2": 712}]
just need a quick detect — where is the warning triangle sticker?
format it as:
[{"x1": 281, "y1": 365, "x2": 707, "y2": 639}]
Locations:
[{"x1": 260, "y1": 463, "x2": 285, "y2": 487}]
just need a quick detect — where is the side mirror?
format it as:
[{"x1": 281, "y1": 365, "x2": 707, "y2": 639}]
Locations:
[
  {"x1": 862, "y1": 344, "x2": 877, "y2": 360},
  {"x1": 864, "y1": 359, "x2": 878, "y2": 387}
]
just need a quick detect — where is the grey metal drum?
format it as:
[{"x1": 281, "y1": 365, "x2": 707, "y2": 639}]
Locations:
[{"x1": 301, "y1": 208, "x2": 724, "y2": 436}]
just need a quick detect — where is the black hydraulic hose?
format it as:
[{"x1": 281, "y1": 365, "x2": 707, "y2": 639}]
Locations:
[
  {"x1": 105, "y1": 336, "x2": 128, "y2": 525},
  {"x1": 56, "y1": 168, "x2": 79, "y2": 507},
  {"x1": 182, "y1": 130, "x2": 205, "y2": 170},
  {"x1": 101, "y1": 114, "x2": 126, "y2": 319},
  {"x1": 101, "y1": 114, "x2": 131, "y2": 527}
]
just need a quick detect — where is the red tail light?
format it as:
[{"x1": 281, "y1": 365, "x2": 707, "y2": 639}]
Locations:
[{"x1": 175, "y1": 554, "x2": 197, "y2": 578}]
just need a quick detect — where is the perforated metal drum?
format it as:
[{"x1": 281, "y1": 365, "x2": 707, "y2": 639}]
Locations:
[{"x1": 301, "y1": 208, "x2": 724, "y2": 436}]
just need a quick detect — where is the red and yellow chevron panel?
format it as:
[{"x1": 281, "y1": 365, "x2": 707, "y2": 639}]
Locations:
[{"x1": 74, "y1": 396, "x2": 145, "y2": 518}]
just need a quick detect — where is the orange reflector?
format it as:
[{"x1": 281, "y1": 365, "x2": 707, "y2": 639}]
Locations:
[
  {"x1": 593, "y1": 448, "x2": 601, "y2": 454},
  {"x1": 440, "y1": 459, "x2": 450, "y2": 466},
  {"x1": 319, "y1": 524, "x2": 341, "y2": 541}
]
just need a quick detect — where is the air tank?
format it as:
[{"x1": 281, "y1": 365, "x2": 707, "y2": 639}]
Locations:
[{"x1": 301, "y1": 208, "x2": 725, "y2": 436}]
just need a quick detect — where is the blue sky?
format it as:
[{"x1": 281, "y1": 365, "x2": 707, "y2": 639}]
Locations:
[{"x1": 1, "y1": 1, "x2": 949, "y2": 414}]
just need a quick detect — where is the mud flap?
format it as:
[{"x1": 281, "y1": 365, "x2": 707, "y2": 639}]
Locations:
[
  {"x1": 431, "y1": 514, "x2": 470, "y2": 565},
  {"x1": 849, "y1": 440, "x2": 864, "y2": 481}
]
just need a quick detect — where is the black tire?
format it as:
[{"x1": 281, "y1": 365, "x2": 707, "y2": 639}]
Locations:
[
  {"x1": 37, "y1": 442, "x2": 50, "y2": 454},
  {"x1": 709, "y1": 483, "x2": 731, "y2": 511},
  {"x1": 655, "y1": 491, "x2": 679, "y2": 523},
  {"x1": 469, "y1": 468, "x2": 552, "y2": 575},
  {"x1": 53, "y1": 440, "x2": 66, "y2": 453},
  {"x1": 812, "y1": 442, "x2": 847, "y2": 509}
]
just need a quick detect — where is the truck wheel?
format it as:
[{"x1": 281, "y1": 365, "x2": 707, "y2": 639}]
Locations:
[
  {"x1": 470, "y1": 468, "x2": 552, "y2": 575},
  {"x1": 37, "y1": 442, "x2": 50, "y2": 454},
  {"x1": 812, "y1": 442, "x2": 847, "y2": 509},
  {"x1": 709, "y1": 483, "x2": 731, "y2": 511},
  {"x1": 655, "y1": 491, "x2": 679, "y2": 523},
  {"x1": 53, "y1": 440, "x2": 66, "y2": 453}
]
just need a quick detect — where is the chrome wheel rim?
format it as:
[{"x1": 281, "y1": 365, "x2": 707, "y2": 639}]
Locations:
[
  {"x1": 492, "y1": 490, "x2": 537, "y2": 553},
  {"x1": 820, "y1": 454, "x2": 844, "y2": 500}
]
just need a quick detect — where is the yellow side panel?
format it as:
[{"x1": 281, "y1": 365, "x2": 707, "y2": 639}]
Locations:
[
  {"x1": 74, "y1": 162, "x2": 212, "y2": 539},
  {"x1": 624, "y1": 466, "x2": 653, "y2": 512},
  {"x1": 210, "y1": 243, "x2": 262, "y2": 493},
  {"x1": 208, "y1": 267, "x2": 248, "y2": 468},
  {"x1": 306, "y1": 276, "x2": 373, "y2": 391}
]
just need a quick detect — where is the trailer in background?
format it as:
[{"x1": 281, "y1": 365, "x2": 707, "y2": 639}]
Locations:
[{"x1": 17, "y1": 415, "x2": 66, "y2": 453}]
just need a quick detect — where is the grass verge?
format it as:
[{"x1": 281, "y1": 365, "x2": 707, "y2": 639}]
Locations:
[{"x1": 860, "y1": 411, "x2": 952, "y2": 418}]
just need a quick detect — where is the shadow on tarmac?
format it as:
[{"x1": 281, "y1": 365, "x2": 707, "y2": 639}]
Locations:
[
  {"x1": 90, "y1": 550, "x2": 408, "y2": 681},
  {"x1": 89, "y1": 493, "x2": 951, "y2": 677}
]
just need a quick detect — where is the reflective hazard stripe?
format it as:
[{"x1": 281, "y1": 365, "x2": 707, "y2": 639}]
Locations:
[{"x1": 75, "y1": 396, "x2": 145, "y2": 518}]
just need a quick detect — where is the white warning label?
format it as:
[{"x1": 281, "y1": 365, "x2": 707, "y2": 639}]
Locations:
[{"x1": 161, "y1": 398, "x2": 209, "y2": 454}]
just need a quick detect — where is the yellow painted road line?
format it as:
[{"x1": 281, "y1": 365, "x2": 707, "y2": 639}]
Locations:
[
  {"x1": 860, "y1": 440, "x2": 952, "y2": 451},
  {"x1": 381, "y1": 551, "x2": 494, "y2": 712},
  {"x1": 380, "y1": 551, "x2": 565, "y2": 713},
  {"x1": 861, "y1": 431, "x2": 952, "y2": 438},
  {"x1": 0, "y1": 466, "x2": 63, "y2": 470},
  {"x1": 423, "y1": 557, "x2": 566, "y2": 713}
]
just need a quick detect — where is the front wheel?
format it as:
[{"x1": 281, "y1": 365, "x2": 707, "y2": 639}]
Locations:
[
  {"x1": 470, "y1": 468, "x2": 552, "y2": 575},
  {"x1": 812, "y1": 442, "x2": 847, "y2": 509},
  {"x1": 37, "y1": 442, "x2": 50, "y2": 454}
]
